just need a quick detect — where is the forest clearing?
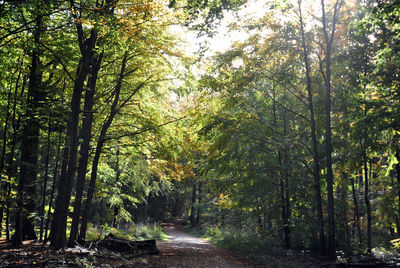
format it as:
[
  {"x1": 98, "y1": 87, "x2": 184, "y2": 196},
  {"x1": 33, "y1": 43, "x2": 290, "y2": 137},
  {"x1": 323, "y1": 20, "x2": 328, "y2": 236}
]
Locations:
[{"x1": 1, "y1": 0, "x2": 400, "y2": 267}]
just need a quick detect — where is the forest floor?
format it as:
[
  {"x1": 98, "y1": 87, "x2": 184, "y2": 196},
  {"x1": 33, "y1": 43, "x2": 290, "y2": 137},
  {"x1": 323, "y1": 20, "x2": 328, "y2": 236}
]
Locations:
[
  {"x1": 0, "y1": 223, "x2": 394, "y2": 267},
  {"x1": 0, "y1": 223, "x2": 255, "y2": 267}
]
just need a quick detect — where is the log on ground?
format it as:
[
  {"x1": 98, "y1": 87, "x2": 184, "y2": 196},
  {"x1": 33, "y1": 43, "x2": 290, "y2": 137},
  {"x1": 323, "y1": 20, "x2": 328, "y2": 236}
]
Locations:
[{"x1": 97, "y1": 234, "x2": 159, "y2": 256}]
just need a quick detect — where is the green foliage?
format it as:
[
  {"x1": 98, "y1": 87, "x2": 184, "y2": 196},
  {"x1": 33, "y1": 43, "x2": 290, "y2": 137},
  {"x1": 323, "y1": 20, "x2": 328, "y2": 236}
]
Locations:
[
  {"x1": 179, "y1": 0, "x2": 246, "y2": 37},
  {"x1": 209, "y1": 226, "x2": 281, "y2": 253},
  {"x1": 109, "y1": 224, "x2": 168, "y2": 241},
  {"x1": 1, "y1": 0, "x2": 400, "y2": 263},
  {"x1": 390, "y1": 238, "x2": 400, "y2": 250},
  {"x1": 203, "y1": 225, "x2": 300, "y2": 267},
  {"x1": 85, "y1": 223, "x2": 167, "y2": 242},
  {"x1": 86, "y1": 223, "x2": 103, "y2": 241}
]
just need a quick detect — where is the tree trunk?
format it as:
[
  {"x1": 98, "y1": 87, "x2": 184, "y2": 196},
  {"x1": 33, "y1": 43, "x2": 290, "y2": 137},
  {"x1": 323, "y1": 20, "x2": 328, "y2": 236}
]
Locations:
[
  {"x1": 350, "y1": 176, "x2": 362, "y2": 245},
  {"x1": 78, "y1": 135, "x2": 104, "y2": 243},
  {"x1": 283, "y1": 109, "x2": 291, "y2": 249},
  {"x1": 14, "y1": 14, "x2": 44, "y2": 246},
  {"x1": 321, "y1": 0, "x2": 342, "y2": 255},
  {"x1": 190, "y1": 181, "x2": 197, "y2": 227},
  {"x1": 324, "y1": 28, "x2": 336, "y2": 257},
  {"x1": 112, "y1": 146, "x2": 121, "y2": 228},
  {"x1": 68, "y1": 52, "x2": 102, "y2": 247},
  {"x1": 0, "y1": 69, "x2": 16, "y2": 237},
  {"x1": 44, "y1": 129, "x2": 63, "y2": 242},
  {"x1": 4, "y1": 82, "x2": 22, "y2": 241},
  {"x1": 78, "y1": 53, "x2": 129, "y2": 243},
  {"x1": 196, "y1": 182, "x2": 202, "y2": 224},
  {"x1": 272, "y1": 85, "x2": 290, "y2": 248},
  {"x1": 298, "y1": 0, "x2": 326, "y2": 254},
  {"x1": 364, "y1": 156, "x2": 372, "y2": 253},
  {"x1": 39, "y1": 119, "x2": 52, "y2": 242},
  {"x1": 391, "y1": 177, "x2": 399, "y2": 236},
  {"x1": 5, "y1": 184, "x2": 11, "y2": 240},
  {"x1": 340, "y1": 173, "x2": 350, "y2": 248},
  {"x1": 50, "y1": 27, "x2": 98, "y2": 249}
]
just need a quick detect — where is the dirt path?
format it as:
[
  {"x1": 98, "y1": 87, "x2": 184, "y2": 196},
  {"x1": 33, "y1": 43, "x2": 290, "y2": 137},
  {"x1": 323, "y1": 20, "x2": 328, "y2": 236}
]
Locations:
[
  {"x1": 143, "y1": 223, "x2": 256, "y2": 268},
  {"x1": 0, "y1": 224, "x2": 261, "y2": 267}
]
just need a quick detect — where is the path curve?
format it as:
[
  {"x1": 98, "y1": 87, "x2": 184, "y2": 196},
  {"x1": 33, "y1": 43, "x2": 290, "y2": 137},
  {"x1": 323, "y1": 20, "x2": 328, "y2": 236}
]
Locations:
[{"x1": 145, "y1": 223, "x2": 254, "y2": 268}]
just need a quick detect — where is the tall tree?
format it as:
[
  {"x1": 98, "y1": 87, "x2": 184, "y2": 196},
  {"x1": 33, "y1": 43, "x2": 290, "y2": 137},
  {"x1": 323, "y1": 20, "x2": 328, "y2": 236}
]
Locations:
[
  {"x1": 50, "y1": 0, "x2": 108, "y2": 248},
  {"x1": 68, "y1": 52, "x2": 103, "y2": 247},
  {"x1": 78, "y1": 52, "x2": 136, "y2": 243},
  {"x1": 298, "y1": 0, "x2": 326, "y2": 253},
  {"x1": 14, "y1": 2, "x2": 46, "y2": 245},
  {"x1": 320, "y1": 0, "x2": 343, "y2": 256}
]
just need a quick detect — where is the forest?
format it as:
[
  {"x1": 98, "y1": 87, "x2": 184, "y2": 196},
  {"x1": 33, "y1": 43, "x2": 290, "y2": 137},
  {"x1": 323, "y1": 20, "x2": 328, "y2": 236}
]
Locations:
[{"x1": 1, "y1": 0, "x2": 400, "y2": 266}]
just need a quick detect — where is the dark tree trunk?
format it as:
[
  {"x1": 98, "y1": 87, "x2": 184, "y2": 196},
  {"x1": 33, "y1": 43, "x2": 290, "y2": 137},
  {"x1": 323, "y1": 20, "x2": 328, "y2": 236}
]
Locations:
[
  {"x1": 282, "y1": 110, "x2": 290, "y2": 249},
  {"x1": 298, "y1": 0, "x2": 326, "y2": 254},
  {"x1": 144, "y1": 194, "x2": 149, "y2": 223},
  {"x1": 323, "y1": 29, "x2": 335, "y2": 257},
  {"x1": 78, "y1": 53, "x2": 130, "y2": 243},
  {"x1": 5, "y1": 185, "x2": 11, "y2": 240},
  {"x1": 339, "y1": 174, "x2": 350, "y2": 248},
  {"x1": 44, "y1": 130, "x2": 62, "y2": 242},
  {"x1": 0, "y1": 67, "x2": 16, "y2": 236},
  {"x1": 14, "y1": 15, "x2": 44, "y2": 246},
  {"x1": 196, "y1": 182, "x2": 202, "y2": 224},
  {"x1": 190, "y1": 181, "x2": 197, "y2": 227},
  {"x1": 364, "y1": 157, "x2": 372, "y2": 253},
  {"x1": 50, "y1": 27, "x2": 98, "y2": 249},
  {"x1": 321, "y1": 0, "x2": 342, "y2": 256},
  {"x1": 39, "y1": 120, "x2": 52, "y2": 242},
  {"x1": 78, "y1": 134, "x2": 105, "y2": 243},
  {"x1": 272, "y1": 85, "x2": 290, "y2": 248},
  {"x1": 112, "y1": 146, "x2": 121, "y2": 228},
  {"x1": 68, "y1": 53, "x2": 102, "y2": 247},
  {"x1": 4, "y1": 81, "x2": 22, "y2": 241},
  {"x1": 351, "y1": 176, "x2": 362, "y2": 245},
  {"x1": 0, "y1": 58, "x2": 21, "y2": 180},
  {"x1": 0, "y1": 207, "x2": 3, "y2": 238}
]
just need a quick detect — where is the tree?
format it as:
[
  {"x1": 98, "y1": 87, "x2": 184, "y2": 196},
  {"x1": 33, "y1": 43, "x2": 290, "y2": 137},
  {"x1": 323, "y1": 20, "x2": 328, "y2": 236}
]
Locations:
[
  {"x1": 297, "y1": 0, "x2": 326, "y2": 253},
  {"x1": 49, "y1": 0, "x2": 102, "y2": 247},
  {"x1": 320, "y1": 0, "x2": 343, "y2": 255},
  {"x1": 14, "y1": 1, "x2": 46, "y2": 245},
  {"x1": 67, "y1": 52, "x2": 103, "y2": 247}
]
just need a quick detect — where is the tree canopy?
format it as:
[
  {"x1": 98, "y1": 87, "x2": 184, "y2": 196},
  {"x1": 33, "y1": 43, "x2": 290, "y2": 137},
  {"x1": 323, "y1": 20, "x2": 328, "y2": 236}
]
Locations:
[{"x1": 1, "y1": 0, "x2": 400, "y2": 262}]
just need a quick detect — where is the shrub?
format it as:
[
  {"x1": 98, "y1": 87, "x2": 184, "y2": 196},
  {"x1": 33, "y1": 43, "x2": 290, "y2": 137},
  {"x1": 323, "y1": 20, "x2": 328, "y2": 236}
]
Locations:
[
  {"x1": 107, "y1": 224, "x2": 168, "y2": 241},
  {"x1": 204, "y1": 225, "x2": 296, "y2": 267}
]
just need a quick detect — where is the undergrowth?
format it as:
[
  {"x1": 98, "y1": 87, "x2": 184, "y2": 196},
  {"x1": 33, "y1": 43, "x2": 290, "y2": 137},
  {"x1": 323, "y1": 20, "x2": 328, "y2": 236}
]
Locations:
[
  {"x1": 186, "y1": 225, "x2": 400, "y2": 267},
  {"x1": 86, "y1": 223, "x2": 168, "y2": 242},
  {"x1": 185, "y1": 225, "x2": 309, "y2": 268}
]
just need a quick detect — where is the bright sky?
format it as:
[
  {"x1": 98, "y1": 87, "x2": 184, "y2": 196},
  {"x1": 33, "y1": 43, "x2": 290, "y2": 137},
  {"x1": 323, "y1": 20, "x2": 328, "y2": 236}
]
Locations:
[
  {"x1": 173, "y1": 0, "x2": 270, "y2": 57},
  {"x1": 200, "y1": 0, "x2": 324, "y2": 55},
  {"x1": 208, "y1": 0, "x2": 270, "y2": 53}
]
